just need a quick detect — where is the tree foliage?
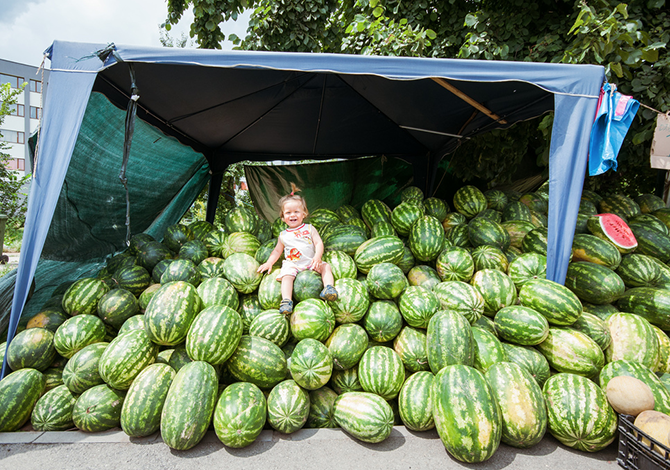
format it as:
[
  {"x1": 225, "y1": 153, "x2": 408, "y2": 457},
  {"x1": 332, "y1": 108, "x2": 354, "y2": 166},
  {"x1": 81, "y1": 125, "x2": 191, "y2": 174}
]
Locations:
[{"x1": 165, "y1": 0, "x2": 669, "y2": 196}]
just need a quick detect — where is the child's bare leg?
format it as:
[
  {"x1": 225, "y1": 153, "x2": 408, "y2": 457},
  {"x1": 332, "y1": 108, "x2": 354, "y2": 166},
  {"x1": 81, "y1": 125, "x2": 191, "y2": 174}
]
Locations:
[
  {"x1": 281, "y1": 275, "x2": 295, "y2": 300},
  {"x1": 318, "y1": 263, "x2": 338, "y2": 301}
]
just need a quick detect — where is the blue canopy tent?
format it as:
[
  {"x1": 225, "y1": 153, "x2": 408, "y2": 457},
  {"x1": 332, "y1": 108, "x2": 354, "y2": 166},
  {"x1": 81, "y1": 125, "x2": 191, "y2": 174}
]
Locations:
[{"x1": 2, "y1": 40, "x2": 605, "y2": 377}]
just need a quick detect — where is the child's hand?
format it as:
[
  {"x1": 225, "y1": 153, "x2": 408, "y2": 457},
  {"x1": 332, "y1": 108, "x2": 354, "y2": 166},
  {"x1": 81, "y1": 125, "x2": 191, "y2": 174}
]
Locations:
[
  {"x1": 257, "y1": 262, "x2": 273, "y2": 274},
  {"x1": 310, "y1": 257, "x2": 322, "y2": 271}
]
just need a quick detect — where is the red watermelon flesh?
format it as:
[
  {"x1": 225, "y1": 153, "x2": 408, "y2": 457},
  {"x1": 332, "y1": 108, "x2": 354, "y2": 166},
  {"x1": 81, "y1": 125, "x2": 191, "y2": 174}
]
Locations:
[{"x1": 588, "y1": 214, "x2": 637, "y2": 253}]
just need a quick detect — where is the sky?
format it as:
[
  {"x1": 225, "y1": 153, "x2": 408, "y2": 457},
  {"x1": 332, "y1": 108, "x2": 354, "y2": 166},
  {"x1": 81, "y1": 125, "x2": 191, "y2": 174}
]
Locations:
[{"x1": 0, "y1": 0, "x2": 250, "y2": 67}]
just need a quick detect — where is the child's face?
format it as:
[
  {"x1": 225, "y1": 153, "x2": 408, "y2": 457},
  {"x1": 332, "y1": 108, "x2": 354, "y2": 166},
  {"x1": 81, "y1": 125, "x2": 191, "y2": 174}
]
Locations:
[{"x1": 282, "y1": 200, "x2": 306, "y2": 228}]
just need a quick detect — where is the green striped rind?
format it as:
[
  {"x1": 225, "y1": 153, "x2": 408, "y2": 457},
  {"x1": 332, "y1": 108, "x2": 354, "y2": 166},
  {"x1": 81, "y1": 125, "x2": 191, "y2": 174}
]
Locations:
[
  {"x1": 31, "y1": 384, "x2": 77, "y2": 431},
  {"x1": 249, "y1": 309, "x2": 289, "y2": 347},
  {"x1": 453, "y1": 185, "x2": 487, "y2": 219},
  {"x1": 391, "y1": 201, "x2": 425, "y2": 237},
  {"x1": 536, "y1": 328, "x2": 604, "y2": 379},
  {"x1": 164, "y1": 223, "x2": 195, "y2": 252},
  {"x1": 224, "y1": 206, "x2": 258, "y2": 234},
  {"x1": 310, "y1": 209, "x2": 340, "y2": 230},
  {"x1": 333, "y1": 391, "x2": 394, "y2": 443},
  {"x1": 501, "y1": 343, "x2": 550, "y2": 387},
  {"x1": 161, "y1": 361, "x2": 218, "y2": 450},
  {"x1": 43, "y1": 367, "x2": 64, "y2": 392},
  {"x1": 518, "y1": 279, "x2": 582, "y2": 326},
  {"x1": 328, "y1": 278, "x2": 370, "y2": 323},
  {"x1": 616, "y1": 287, "x2": 670, "y2": 330},
  {"x1": 636, "y1": 194, "x2": 666, "y2": 214},
  {"x1": 582, "y1": 302, "x2": 619, "y2": 321},
  {"x1": 97, "y1": 288, "x2": 139, "y2": 329},
  {"x1": 62, "y1": 342, "x2": 109, "y2": 394},
  {"x1": 289, "y1": 299, "x2": 336, "y2": 342},
  {"x1": 397, "y1": 285, "x2": 439, "y2": 329},
  {"x1": 571, "y1": 234, "x2": 621, "y2": 270},
  {"x1": 432, "y1": 281, "x2": 484, "y2": 324},
  {"x1": 586, "y1": 214, "x2": 637, "y2": 253},
  {"x1": 203, "y1": 231, "x2": 228, "y2": 258},
  {"x1": 188, "y1": 220, "x2": 215, "y2": 240},
  {"x1": 354, "y1": 236, "x2": 404, "y2": 274},
  {"x1": 605, "y1": 312, "x2": 659, "y2": 369},
  {"x1": 599, "y1": 359, "x2": 670, "y2": 415},
  {"x1": 293, "y1": 270, "x2": 324, "y2": 303},
  {"x1": 445, "y1": 224, "x2": 471, "y2": 247},
  {"x1": 329, "y1": 366, "x2": 363, "y2": 394},
  {"x1": 426, "y1": 310, "x2": 475, "y2": 373},
  {"x1": 569, "y1": 312, "x2": 611, "y2": 351},
  {"x1": 53, "y1": 314, "x2": 106, "y2": 359},
  {"x1": 393, "y1": 326, "x2": 429, "y2": 373},
  {"x1": 357, "y1": 346, "x2": 405, "y2": 400},
  {"x1": 256, "y1": 239, "x2": 276, "y2": 264},
  {"x1": 502, "y1": 220, "x2": 535, "y2": 249},
  {"x1": 144, "y1": 281, "x2": 201, "y2": 346},
  {"x1": 494, "y1": 306, "x2": 549, "y2": 346},
  {"x1": 472, "y1": 327, "x2": 507, "y2": 373},
  {"x1": 98, "y1": 329, "x2": 159, "y2": 390},
  {"x1": 222, "y1": 253, "x2": 262, "y2": 294},
  {"x1": 221, "y1": 231, "x2": 261, "y2": 258},
  {"x1": 289, "y1": 338, "x2": 333, "y2": 390},
  {"x1": 366, "y1": 262, "x2": 408, "y2": 300},
  {"x1": 407, "y1": 265, "x2": 441, "y2": 290},
  {"x1": 120, "y1": 363, "x2": 175, "y2": 437},
  {"x1": 474, "y1": 315, "x2": 497, "y2": 337},
  {"x1": 323, "y1": 225, "x2": 368, "y2": 256},
  {"x1": 152, "y1": 259, "x2": 173, "y2": 283},
  {"x1": 436, "y1": 246, "x2": 474, "y2": 282},
  {"x1": 226, "y1": 335, "x2": 288, "y2": 389},
  {"x1": 160, "y1": 259, "x2": 201, "y2": 286},
  {"x1": 322, "y1": 250, "x2": 357, "y2": 280},
  {"x1": 468, "y1": 217, "x2": 509, "y2": 251},
  {"x1": 470, "y1": 269, "x2": 517, "y2": 317},
  {"x1": 187, "y1": 305, "x2": 243, "y2": 363},
  {"x1": 197, "y1": 276, "x2": 239, "y2": 310},
  {"x1": 307, "y1": 386, "x2": 338, "y2": 428},
  {"x1": 0, "y1": 368, "x2": 46, "y2": 431},
  {"x1": 629, "y1": 223, "x2": 670, "y2": 263},
  {"x1": 361, "y1": 199, "x2": 392, "y2": 228},
  {"x1": 471, "y1": 245, "x2": 509, "y2": 272},
  {"x1": 62, "y1": 278, "x2": 111, "y2": 316},
  {"x1": 398, "y1": 371, "x2": 434, "y2": 431},
  {"x1": 507, "y1": 253, "x2": 547, "y2": 289},
  {"x1": 326, "y1": 323, "x2": 368, "y2": 371},
  {"x1": 564, "y1": 262, "x2": 626, "y2": 305},
  {"x1": 213, "y1": 382, "x2": 267, "y2": 447},
  {"x1": 337, "y1": 205, "x2": 360, "y2": 221},
  {"x1": 485, "y1": 362, "x2": 546, "y2": 448},
  {"x1": 372, "y1": 221, "x2": 397, "y2": 238},
  {"x1": 238, "y1": 294, "x2": 262, "y2": 334},
  {"x1": 485, "y1": 190, "x2": 508, "y2": 212},
  {"x1": 362, "y1": 300, "x2": 403, "y2": 343},
  {"x1": 432, "y1": 364, "x2": 502, "y2": 463},
  {"x1": 26, "y1": 307, "x2": 69, "y2": 333},
  {"x1": 521, "y1": 227, "x2": 548, "y2": 255},
  {"x1": 6, "y1": 327, "x2": 56, "y2": 371},
  {"x1": 409, "y1": 215, "x2": 446, "y2": 262},
  {"x1": 266, "y1": 379, "x2": 310, "y2": 434},
  {"x1": 113, "y1": 265, "x2": 152, "y2": 297},
  {"x1": 599, "y1": 193, "x2": 641, "y2": 219},
  {"x1": 72, "y1": 384, "x2": 126, "y2": 432},
  {"x1": 167, "y1": 345, "x2": 192, "y2": 372},
  {"x1": 257, "y1": 269, "x2": 283, "y2": 310},
  {"x1": 137, "y1": 241, "x2": 171, "y2": 272},
  {"x1": 502, "y1": 202, "x2": 532, "y2": 222},
  {"x1": 654, "y1": 325, "x2": 670, "y2": 374},
  {"x1": 542, "y1": 373, "x2": 617, "y2": 452}
]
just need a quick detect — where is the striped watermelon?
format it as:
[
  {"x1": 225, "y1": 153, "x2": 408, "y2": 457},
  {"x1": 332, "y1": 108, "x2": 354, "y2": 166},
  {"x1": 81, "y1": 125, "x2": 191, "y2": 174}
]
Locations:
[
  {"x1": 445, "y1": 223, "x2": 471, "y2": 248},
  {"x1": 98, "y1": 329, "x2": 159, "y2": 390},
  {"x1": 564, "y1": 261, "x2": 626, "y2": 305},
  {"x1": 323, "y1": 224, "x2": 368, "y2": 256},
  {"x1": 213, "y1": 381, "x2": 267, "y2": 447},
  {"x1": 432, "y1": 364, "x2": 502, "y2": 463},
  {"x1": 366, "y1": 262, "x2": 408, "y2": 300},
  {"x1": 605, "y1": 312, "x2": 659, "y2": 369},
  {"x1": 53, "y1": 315, "x2": 106, "y2": 359},
  {"x1": 322, "y1": 250, "x2": 357, "y2": 280},
  {"x1": 160, "y1": 258, "x2": 201, "y2": 286},
  {"x1": 471, "y1": 245, "x2": 509, "y2": 272},
  {"x1": 188, "y1": 220, "x2": 215, "y2": 240},
  {"x1": 0, "y1": 368, "x2": 46, "y2": 431},
  {"x1": 654, "y1": 325, "x2": 670, "y2": 374},
  {"x1": 599, "y1": 359, "x2": 670, "y2": 415},
  {"x1": 518, "y1": 279, "x2": 582, "y2": 326},
  {"x1": 289, "y1": 338, "x2": 333, "y2": 390},
  {"x1": 62, "y1": 341, "x2": 108, "y2": 394},
  {"x1": 507, "y1": 252, "x2": 547, "y2": 289},
  {"x1": 328, "y1": 278, "x2": 370, "y2": 323},
  {"x1": 468, "y1": 217, "x2": 509, "y2": 251},
  {"x1": 470, "y1": 269, "x2": 517, "y2": 317},
  {"x1": 326, "y1": 323, "x2": 368, "y2": 370},
  {"x1": 144, "y1": 281, "x2": 201, "y2": 346},
  {"x1": 408, "y1": 215, "x2": 446, "y2": 262},
  {"x1": 224, "y1": 206, "x2": 258, "y2": 234},
  {"x1": 333, "y1": 391, "x2": 394, "y2": 443},
  {"x1": 494, "y1": 306, "x2": 549, "y2": 346},
  {"x1": 151, "y1": 259, "x2": 174, "y2": 283},
  {"x1": 120, "y1": 363, "x2": 175, "y2": 437},
  {"x1": 354, "y1": 235, "x2": 404, "y2": 274},
  {"x1": 31, "y1": 384, "x2": 77, "y2": 431},
  {"x1": 249, "y1": 309, "x2": 290, "y2": 346},
  {"x1": 26, "y1": 307, "x2": 69, "y2": 333},
  {"x1": 290, "y1": 299, "x2": 336, "y2": 342},
  {"x1": 521, "y1": 227, "x2": 548, "y2": 255},
  {"x1": 423, "y1": 197, "x2": 449, "y2": 222},
  {"x1": 221, "y1": 231, "x2": 261, "y2": 259},
  {"x1": 161, "y1": 361, "x2": 218, "y2": 450},
  {"x1": 435, "y1": 246, "x2": 474, "y2": 282},
  {"x1": 238, "y1": 293, "x2": 263, "y2": 334},
  {"x1": 636, "y1": 193, "x2": 666, "y2": 213},
  {"x1": 472, "y1": 327, "x2": 507, "y2": 372},
  {"x1": 357, "y1": 346, "x2": 405, "y2": 400},
  {"x1": 197, "y1": 276, "x2": 239, "y2": 310},
  {"x1": 432, "y1": 281, "x2": 485, "y2": 324},
  {"x1": 426, "y1": 310, "x2": 475, "y2": 373},
  {"x1": 397, "y1": 285, "x2": 439, "y2": 329},
  {"x1": 398, "y1": 370, "x2": 434, "y2": 431},
  {"x1": 6, "y1": 327, "x2": 56, "y2": 371},
  {"x1": 535, "y1": 328, "x2": 604, "y2": 379},
  {"x1": 616, "y1": 287, "x2": 670, "y2": 330},
  {"x1": 72, "y1": 384, "x2": 125, "y2": 432},
  {"x1": 202, "y1": 230, "x2": 228, "y2": 258},
  {"x1": 113, "y1": 265, "x2": 152, "y2": 297},
  {"x1": 362, "y1": 300, "x2": 403, "y2": 342},
  {"x1": 118, "y1": 315, "x2": 145, "y2": 335},
  {"x1": 255, "y1": 238, "x2": 277, "y2": 264},
  {"x1": 502, "y1": 220, "x2": 536, "y2": 249},
  {"x1": 164, "y1": 223, "x2": 195, "y2": 252},
  {"x1": 587, "y1": 213, "x2": 638, "y2": 254},
  {"x1": 226, "y1": 335, "x2": 288, "y2": 388},
  {"x1": 97, "y1": 288, "x2": 139, "y2": 330},
  {"x1": 453, "y1": 185, "x2": 487, "y2": 219},
  {"x1": 337, "y1": 204, "x2": 360, "y2": 222},
  {"x1": 267, "y1": 379, "x2": 310, "y2": 434},
  {"x1": 137, "y1": 241, "x2": 172, "y2": 272},
  {"x1": 599, "y1": 193, "x2": 641, "y2": 220},
  {"x1": 361, "y1": 199, "x2": 392, "y2": 228},
  {"x1": 501, "y1": 201, "x2": 532, "y2": 223},
  {"x1": 542, "y1": 373, "x2": 617, "y2": 452},
  {"x1": 569, "y1": 311, "x2": 612, "y2": 351},
  {"x1": 307, "y1": 386, "x2": 338, "y2": 428},
  {"x1": 329, "y1": 366, "x2": 363, "y2": 394},
  {"x1": 393, "y1": 326, "x2": 429, "y2": 373},
  {"x1": 257, "y1": 269, "x2": 282, "y2": 310},
  {"x1": 222, "y1": 253, "x2": 263, "y2": 294},
  {"x1": 407, "y1": 265, "x2": 441, "y2": 290},
  {"x1": 485, "y1": 189, "x2": 508, "y2": 211},
  {"x1": 571, "y1": 233, "x2": 621, "y2": 270},
  {"x1": 186, "y1": 305, "x2": 243, "y2": 363},
  {"x1": 502, "y1": 343, "x2": 550, "y2": 387},
  {"x1": 178, "y1": 239, "x2": 209, "y2": 265},
  {"x1": 485, "y1": 362, "x2": 547, "y2": 448},
  {"x1": 62, "y1": 278, "x2": 110, "y2": 316}
]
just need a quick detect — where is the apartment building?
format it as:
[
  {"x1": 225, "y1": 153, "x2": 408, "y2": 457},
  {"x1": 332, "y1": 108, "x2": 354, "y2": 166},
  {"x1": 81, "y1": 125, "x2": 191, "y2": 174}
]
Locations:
[{"x1": 0, "y1": 58, "x2": 49, "y2": 177}]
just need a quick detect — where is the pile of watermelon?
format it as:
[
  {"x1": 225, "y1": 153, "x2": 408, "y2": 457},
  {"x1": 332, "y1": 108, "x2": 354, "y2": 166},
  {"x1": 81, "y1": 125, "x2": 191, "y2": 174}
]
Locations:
[{"x1": 3, "y1": 184, "x2": 670, "y2": 462}]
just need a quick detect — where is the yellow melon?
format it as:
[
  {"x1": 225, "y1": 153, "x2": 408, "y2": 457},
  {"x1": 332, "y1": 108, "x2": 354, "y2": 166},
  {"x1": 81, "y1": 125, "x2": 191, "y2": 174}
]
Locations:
[
  {"x1": 606, "y1": 376, "x2": 655, "y2": 416},
  {"x1": 634, "y1": 410, "x2": 670, "y2": 450}
]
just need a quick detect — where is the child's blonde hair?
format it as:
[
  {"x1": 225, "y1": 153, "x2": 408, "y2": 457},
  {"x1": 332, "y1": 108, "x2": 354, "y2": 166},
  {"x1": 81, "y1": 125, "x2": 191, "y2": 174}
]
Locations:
[{"x1": 278, "y1": 182, "x2": 309, "y2": 218}]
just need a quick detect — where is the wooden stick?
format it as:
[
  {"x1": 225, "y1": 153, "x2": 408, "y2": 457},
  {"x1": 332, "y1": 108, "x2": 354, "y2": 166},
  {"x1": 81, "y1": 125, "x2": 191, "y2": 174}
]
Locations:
[{"x1": 432, "y1": 77, "x2": 508, "y2": 124}]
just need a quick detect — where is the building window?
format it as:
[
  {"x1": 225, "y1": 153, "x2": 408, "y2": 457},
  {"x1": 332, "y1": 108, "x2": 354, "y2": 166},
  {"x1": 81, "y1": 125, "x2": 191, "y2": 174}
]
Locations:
[
  {"x1": 0, "y1": 130, "x2": 25, "y2": 144},
  {"x1": 1, "y1": 103, "x2": 25, "y2": 117},
  {"x1": 4, "y1": 158, "x2": 25, "y2": 171},
  {"x1": 30, "y1": 80, "x2": 42, "y2": 93},
  {"x1": 30, "y1": 106, "x2": 42, "y2": 119},
  {"x1": 0, "y1": 73, "x2": 25, "y2": 89}
]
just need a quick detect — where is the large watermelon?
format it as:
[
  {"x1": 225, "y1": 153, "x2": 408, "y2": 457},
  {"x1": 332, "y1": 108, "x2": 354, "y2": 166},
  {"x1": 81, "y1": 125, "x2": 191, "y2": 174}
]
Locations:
[
  {"x1": 226, "y1": 335, "x2": 288, "y2": 389},
  {"x1": 98, "y1": 328, "x2": 158, "y2": 390},
  {"x1": 426, "y1": 310, "x2": 475, "y2": 372},
  {"x1": 0, "y1": 368, "x2": 46, "y2": 431},
  {"x1": 266, "y1": 379, "x2": 310, "y2": 434},
  {"x1": 144, "y1": 281, "x2": 200, "y2": 346},
  {"x1": 213, "y1": 382, "x2": 267, "y2": 447},
  {"x1": 333, "y1": 391, "x2": 394, "y2": 443},
  {"x1": 289, "y1": 338, "x2": 333, "y2": 390},
  {"x1": 120, "y1": 363, "x2": 175, "y2": 437}
]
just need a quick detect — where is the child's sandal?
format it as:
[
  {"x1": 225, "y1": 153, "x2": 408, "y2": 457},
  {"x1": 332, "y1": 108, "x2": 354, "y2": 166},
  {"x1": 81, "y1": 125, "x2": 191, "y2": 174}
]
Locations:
[
  {"x1": 319, "y1": 285, "x2": 338, "y2": 302},
  {"x1": 279, "y1": 299, "x2": 294, "y2": 315}
]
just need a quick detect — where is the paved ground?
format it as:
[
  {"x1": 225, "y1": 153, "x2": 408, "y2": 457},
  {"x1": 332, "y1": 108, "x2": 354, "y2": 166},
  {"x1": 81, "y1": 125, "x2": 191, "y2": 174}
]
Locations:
[{"x1": 0, "y1": 427, "x2": 620, "y2": 470}]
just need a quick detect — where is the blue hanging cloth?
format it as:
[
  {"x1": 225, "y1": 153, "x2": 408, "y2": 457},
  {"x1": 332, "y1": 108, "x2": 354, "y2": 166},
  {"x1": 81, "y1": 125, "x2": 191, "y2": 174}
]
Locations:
[{"x1": 588, "y1": 83, "x2": 640, "y2": 176}]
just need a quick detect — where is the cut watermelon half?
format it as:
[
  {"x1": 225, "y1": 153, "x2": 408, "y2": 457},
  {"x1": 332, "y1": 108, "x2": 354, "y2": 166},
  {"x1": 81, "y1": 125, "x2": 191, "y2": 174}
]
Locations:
[{"x1": 586, "y1": 213, "x2": 637, "y2": 254}]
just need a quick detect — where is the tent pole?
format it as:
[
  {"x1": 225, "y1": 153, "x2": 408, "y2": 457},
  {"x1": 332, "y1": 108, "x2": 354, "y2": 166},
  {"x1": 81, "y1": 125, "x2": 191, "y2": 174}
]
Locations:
[
  {"x1": 432, "y1": 78, "x2": 507, "y2": 125},
  {"x1": 206, "y1": 171, "x2": 223, "y2": 224}
]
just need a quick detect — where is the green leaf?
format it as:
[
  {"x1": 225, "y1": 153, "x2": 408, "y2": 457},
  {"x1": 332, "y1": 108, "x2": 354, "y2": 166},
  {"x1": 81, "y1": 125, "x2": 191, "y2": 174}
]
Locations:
[
  {"x1": 610, "y1": 62, "x2": 623, "y2": 77},
  {"x1": 426, "y1": 29, "x2": 436, "y2": 40},
  {"x1": 464, "y1": 13, "x2": 478, "y2": 27},
  {"x1": 647, "y1": 0, "x2": 665, "y2": 8},
  {"x1": 641, "y1": 49, "x2": 659, "y2": 62},
  {"x1": 357, "y1": 22, "x2": 365, "y2": 32},
  {"x1": 206, "y1": 20, "x2": 216, "y2": 31},
  {"x1": 373, "y1": 6, "x2": 384, "y2": 17}
]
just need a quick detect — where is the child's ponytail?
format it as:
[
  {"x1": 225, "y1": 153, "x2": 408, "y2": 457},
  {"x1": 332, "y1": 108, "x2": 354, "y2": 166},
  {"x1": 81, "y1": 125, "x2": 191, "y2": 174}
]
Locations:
[{"x1": 278, "y1": 182, "x2": 308, "y2": 217}]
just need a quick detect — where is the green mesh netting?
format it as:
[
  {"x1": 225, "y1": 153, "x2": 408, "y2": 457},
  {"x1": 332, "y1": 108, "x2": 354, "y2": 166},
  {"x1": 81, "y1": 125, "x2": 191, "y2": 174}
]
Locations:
[{"x1": 245, "y1": 156, "x2": 414, "y2": 222}]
